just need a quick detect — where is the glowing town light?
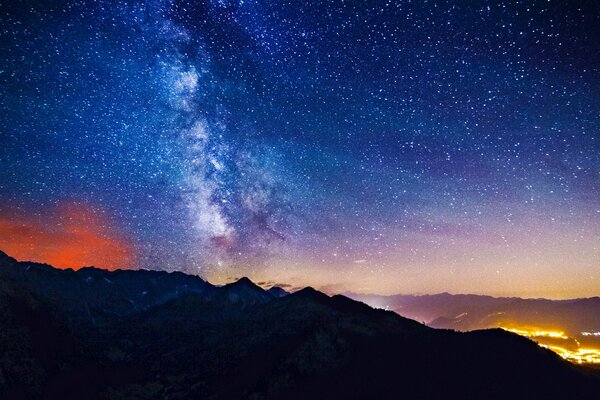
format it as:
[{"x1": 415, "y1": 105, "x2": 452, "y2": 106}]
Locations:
[{"x1": 501, "y1": 327, "x2": 600, "y2": 364}]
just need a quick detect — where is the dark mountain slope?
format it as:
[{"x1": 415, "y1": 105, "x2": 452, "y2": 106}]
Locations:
[
  {"x1": 1, "y1": 250, "x2": 599, "y2": 399},
  {"x1": 0, "y1": 251, "x2": 212, "y2": 330},
  {"x1": 266, "y1": 286, "x2": 289, "y2": 298},
  {"x1": 217, "y1": 277, "x2": 275, "y2": 305}
]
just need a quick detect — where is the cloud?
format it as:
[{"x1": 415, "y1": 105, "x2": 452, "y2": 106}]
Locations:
[
  {"x1": 317, "y1": 282, "x2": 349, "y2": 295},
  {"x1": 256, "y1": 280, "x2": 293, "y2": 289},
  {"x1": 271, "y1": 282, "x2": 292, "y2": 288},
  {"x1": 0, "y1": 202, "x2": 135, "y2": 270}
]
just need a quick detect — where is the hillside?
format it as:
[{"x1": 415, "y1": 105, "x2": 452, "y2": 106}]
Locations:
[{"x1": 1, "y1": 250, "x2": 599, "y2": 399}]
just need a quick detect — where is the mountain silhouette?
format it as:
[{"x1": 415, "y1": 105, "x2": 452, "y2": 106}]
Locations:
[
  {"x1": 1, "y1": 250, "x2": 599, "y2": 399},
  {"x1": 218, "y1": 277, "x2": 275, "y2": 306},
  {"x1": 346, "y1": 291, "x2": 600, "y2": 334},
  {"x1": 266, "y1": 286, "x2": 289, "y2": 298}
]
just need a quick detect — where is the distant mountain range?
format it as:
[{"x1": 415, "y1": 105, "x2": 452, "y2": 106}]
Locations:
[
  {"x1": 1, "y1": 250, "x2": 599, "y2": 399},
  {"x1": 345, "y1": 291, "x2": 600, "y2": 336}
]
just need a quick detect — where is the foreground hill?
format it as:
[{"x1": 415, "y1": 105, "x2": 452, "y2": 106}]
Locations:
[{"x1": 1, "y1": 250, "x2": 599, "y2": 399}]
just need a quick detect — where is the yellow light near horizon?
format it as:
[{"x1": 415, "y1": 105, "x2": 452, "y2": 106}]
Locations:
[
  {"x1": 500, "y1": 327, "x2": 568, "y2": 340},
  {"x1": 501, "y1": 327, "x2": 600, "y2": 364},
  {"x1": 540, "y1": 345, "x2": 600, "y2": 364}
]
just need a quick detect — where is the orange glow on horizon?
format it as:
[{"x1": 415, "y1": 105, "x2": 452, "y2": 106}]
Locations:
[
  {"x1": 501, "y1": 327, "x2": 600, "y2": 364},
  {"x1": 540, "y1": 344, "x2": 600, "y2": 364},
  {"x1": 0, "y1": 202, "x2": 135, "y2": 270},
  {"x1": 500, "y1": 327, "x2": 569, "y2": 340}
]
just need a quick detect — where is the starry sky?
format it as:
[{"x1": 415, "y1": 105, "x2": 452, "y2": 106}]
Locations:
[{"x1": 1, "y1": 0, "x2": 599, "y2": 298}]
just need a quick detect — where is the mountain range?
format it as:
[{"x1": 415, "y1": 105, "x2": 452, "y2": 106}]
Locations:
[
  {"x1": 345, "y1": 291, "x2": 600, "y2": 329},
  {"x1": 1, "y1": 250, "x2": 599, "y2": 399},
  {"x1": 345, "y1": 292, "x2": 600, "y2": 347}
]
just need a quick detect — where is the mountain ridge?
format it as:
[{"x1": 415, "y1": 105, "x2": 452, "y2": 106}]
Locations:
[
  {"x1": 1, "y1": 250, "x2": 599, "y2": 399},
  {"x1": 346, "y1": 291, "x2": 600, "y2": 332}
]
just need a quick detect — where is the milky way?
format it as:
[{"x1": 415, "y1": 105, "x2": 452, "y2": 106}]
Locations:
[{"x1": 1, "y1": 1, "x2": 599, "y2": 297}]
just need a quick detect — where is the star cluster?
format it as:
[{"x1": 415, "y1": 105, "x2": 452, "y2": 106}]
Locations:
[{"x1": 1, "y1": 0, "x2": 599, "y2": 297}]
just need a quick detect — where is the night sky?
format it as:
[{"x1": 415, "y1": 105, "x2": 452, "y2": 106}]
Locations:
[{"x1": 1, "y1": 0, "x2": 599, "y2": 298}]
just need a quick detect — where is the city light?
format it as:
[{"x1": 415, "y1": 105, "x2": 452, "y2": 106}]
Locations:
[
  {"x1": 540, "y1": 345, "x2": 600, "y2": 364},
  {"x1": 500, "y1": 327, "x2": 568, "y2": 340},
  {"x1": 501, "y1": 327, "x2": 600, "y2": 364}
]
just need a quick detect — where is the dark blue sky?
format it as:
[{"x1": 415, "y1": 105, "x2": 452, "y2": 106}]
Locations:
[{"x1": 1, "y1": 0, "x2": 599, "y2": 297}]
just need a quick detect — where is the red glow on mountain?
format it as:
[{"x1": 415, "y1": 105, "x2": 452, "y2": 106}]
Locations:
[{"x1": 0, "y1": 202, "x2": 135, "y2": 270}]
